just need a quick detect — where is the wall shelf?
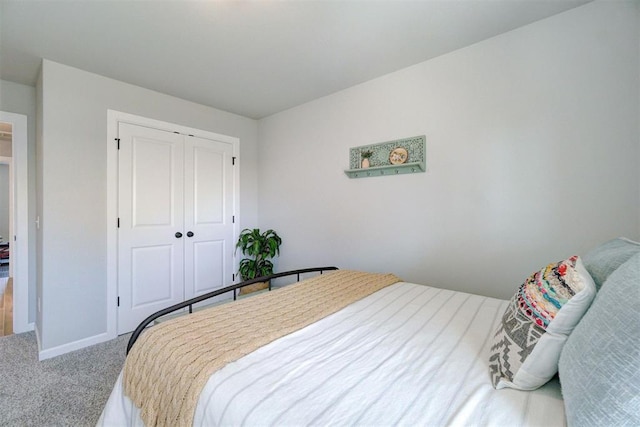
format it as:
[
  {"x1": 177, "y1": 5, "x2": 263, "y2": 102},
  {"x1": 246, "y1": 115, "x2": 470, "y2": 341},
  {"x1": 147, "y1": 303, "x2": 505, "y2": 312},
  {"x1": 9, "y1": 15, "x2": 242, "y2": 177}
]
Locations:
[
  {"x1": 344, "y1": 161, "x2": 425, "y2": 178},
  {"x1": 344, "y1": 135, "x2": 426, "y2": 179}
]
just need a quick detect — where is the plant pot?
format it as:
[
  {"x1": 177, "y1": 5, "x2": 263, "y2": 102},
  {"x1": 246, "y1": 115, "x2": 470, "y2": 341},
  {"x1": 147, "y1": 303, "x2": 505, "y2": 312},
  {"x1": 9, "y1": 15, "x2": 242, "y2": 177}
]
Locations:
[
  {"x1": 361, "y1": 158, "x2": 370, "y2": 168},
  {"x1": 238, "y1": 281, "x2": 270, "y2": 296}
]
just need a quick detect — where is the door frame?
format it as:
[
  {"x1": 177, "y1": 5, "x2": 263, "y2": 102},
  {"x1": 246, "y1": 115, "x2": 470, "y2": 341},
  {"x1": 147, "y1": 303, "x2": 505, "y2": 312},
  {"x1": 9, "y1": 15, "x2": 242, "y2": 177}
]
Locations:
[
  {"x1": 0, "y1": 112, "x2": 30, "y2": 333},
  {"x1": 106, "y1": 110, "x2": 240, "y2": 339}
]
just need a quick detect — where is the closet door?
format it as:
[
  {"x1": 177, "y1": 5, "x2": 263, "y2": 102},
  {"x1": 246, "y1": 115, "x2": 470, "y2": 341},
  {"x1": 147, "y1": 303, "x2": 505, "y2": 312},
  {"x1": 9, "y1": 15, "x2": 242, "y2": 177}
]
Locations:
[
  {"x1": 117, "y1": 123, "x2": 185, "y2": 334},
  {"x1": 183, "y1": 136, "x2": 235, "y2": 300}
]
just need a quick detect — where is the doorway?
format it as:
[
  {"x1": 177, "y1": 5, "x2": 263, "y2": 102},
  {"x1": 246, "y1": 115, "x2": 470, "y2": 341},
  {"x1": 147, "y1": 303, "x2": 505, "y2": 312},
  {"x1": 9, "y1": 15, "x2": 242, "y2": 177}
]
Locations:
[
  {"x1": 0, "y1": 124, "x2": 13, "y2": 335},
  {"x1": 0, "y1": 112, "x2": 30, "y2": 335}
]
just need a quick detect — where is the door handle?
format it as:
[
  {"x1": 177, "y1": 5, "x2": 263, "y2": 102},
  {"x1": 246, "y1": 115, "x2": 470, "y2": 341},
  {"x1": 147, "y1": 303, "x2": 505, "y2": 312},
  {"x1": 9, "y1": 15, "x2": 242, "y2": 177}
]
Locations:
[
  {"x1": 187, "y1": 231, "x2": 194, "y2": 238},
  {"x1": 175, "y1": 232, "x2": 183, "y2": 238}
]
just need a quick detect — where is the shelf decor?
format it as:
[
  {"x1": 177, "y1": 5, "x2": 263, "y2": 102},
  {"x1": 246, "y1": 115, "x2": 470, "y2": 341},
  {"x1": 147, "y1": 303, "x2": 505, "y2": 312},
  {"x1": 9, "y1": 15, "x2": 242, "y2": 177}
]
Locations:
[{"x1": 344, "y1": 135, "x2": 426, "y2": 179}]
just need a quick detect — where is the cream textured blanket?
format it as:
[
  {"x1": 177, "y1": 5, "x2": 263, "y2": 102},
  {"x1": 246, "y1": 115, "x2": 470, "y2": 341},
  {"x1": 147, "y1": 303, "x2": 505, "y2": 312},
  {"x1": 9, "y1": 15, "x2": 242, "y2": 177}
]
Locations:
[{"x1": 122, "y1": 270, "x2": 401, "y2": 427}]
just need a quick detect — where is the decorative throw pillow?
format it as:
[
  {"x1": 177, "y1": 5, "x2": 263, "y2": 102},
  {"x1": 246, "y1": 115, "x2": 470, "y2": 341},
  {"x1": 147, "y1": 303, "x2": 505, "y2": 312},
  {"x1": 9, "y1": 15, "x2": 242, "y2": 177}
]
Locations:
[
  {"x1": 559, "y1": 252, "x2": 640, "y2": 426},
  {"x1": 581, "y1": 237, "x2": 640, "y2": 290},
  {"x1": 489, "y1": 256, "x2": 596, "y2": 390}
]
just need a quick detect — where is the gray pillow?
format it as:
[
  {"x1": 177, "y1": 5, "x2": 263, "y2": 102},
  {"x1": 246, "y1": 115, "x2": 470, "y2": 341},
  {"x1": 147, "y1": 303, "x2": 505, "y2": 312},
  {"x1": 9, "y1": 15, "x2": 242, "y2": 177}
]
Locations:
[
  {"x1": 559, "y1": 252, "x2": 640, "y2": 426},
  {"x1": 582, "y1": 237, "x2": 640, "y2": 290}
]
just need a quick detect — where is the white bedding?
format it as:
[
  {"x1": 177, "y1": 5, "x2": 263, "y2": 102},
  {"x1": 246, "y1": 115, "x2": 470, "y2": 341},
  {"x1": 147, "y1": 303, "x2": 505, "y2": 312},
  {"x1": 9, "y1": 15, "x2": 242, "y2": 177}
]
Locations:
[{"x1": 99, "y1": 282, "x2": 566, "y2": 426}]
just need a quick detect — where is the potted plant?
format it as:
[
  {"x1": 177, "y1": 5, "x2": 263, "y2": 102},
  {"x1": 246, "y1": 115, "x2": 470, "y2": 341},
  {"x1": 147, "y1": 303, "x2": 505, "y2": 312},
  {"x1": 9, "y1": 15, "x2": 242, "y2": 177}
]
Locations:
[
  {"x1": 361, "y1": 150, "x2": 373, "y2": 168},
  {"x1": 235, "y1": 228, "x2": 282, "y2": 295}
]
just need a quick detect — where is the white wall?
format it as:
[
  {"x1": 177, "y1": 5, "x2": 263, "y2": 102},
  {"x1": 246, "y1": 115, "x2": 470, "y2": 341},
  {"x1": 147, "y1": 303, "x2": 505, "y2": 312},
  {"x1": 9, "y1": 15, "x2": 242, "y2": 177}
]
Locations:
[
  {"x1": 38, "y1": 60, "x2": 258, "y2": 352},
  {"x1": 258, "y1": 1, "x2": 640, "y2": 300},
  {"x1": 0, "y1": 79, "x2": 37, "y2": 324}
]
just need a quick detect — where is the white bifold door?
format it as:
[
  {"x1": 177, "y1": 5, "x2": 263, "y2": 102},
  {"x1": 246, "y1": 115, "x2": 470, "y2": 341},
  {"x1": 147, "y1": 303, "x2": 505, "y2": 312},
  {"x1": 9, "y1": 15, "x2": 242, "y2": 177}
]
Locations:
[{"x1": 117, "y1": 122, "x2": 235, "y2": 334}]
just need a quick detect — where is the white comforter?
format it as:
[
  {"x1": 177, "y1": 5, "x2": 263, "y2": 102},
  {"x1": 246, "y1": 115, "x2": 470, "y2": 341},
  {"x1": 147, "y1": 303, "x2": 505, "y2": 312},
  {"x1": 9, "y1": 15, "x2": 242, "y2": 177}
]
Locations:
[{"x1": 99, "y1": 282, "x2": 565, "y2": 426}]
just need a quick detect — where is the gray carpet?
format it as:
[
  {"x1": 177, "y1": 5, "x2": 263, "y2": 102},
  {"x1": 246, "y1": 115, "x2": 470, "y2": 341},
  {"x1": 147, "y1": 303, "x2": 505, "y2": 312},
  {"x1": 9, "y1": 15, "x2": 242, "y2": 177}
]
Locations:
[{"x1": 0, "y1": 331, "x2": 130, "y2": 426}]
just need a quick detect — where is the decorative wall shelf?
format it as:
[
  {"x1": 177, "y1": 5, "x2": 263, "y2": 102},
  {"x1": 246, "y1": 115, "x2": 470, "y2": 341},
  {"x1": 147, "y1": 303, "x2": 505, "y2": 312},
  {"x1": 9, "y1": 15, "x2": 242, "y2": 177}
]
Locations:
[
  {"x1": 344, "y1": 135, "x2": 426, "y2": 179},
  {"x1": 344, "y1": 162, "x2": 425, "y2": 178}
]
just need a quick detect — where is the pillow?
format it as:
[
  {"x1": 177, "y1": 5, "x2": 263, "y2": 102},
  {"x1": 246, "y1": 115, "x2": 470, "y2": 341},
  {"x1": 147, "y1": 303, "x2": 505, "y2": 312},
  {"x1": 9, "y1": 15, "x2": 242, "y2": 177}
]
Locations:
[
  {"x1": 559, "y1": 252, "x2": 640, "y2": 426},
  {"x1": 582, "y1": 237, "x2": 640, "y2": 290},
  {"x1": 489, "y1": 256, "x2": 596, "y2": 390}
]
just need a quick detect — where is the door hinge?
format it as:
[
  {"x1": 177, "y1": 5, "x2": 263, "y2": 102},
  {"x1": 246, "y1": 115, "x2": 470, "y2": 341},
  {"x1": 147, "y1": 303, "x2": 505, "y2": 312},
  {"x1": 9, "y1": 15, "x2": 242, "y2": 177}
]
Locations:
[
  {"x1": 115, "y1": 138, "x2": 120, "y2": 150},
  {"x1": 232, "y1": 156, "x2": 236, "y2": 165},
  {"x1": 232, "y1": 273, "x2": 235, "y2": 282},
  {"x1": 232, "y1": 215, "x2": 235, "y2": 223},
  {"x1": 117, "y1": 218, "x2": 120, "y2": 228},
  {"x1": 117, "y1": 296, "x2": 120, "y2": 307}
]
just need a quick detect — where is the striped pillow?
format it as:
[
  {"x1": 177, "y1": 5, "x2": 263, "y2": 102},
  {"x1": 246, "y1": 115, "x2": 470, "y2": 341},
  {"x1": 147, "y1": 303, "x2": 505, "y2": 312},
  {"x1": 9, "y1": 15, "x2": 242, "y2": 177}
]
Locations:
[{"x1": 489, "y1": 256, "x2": 596, "y2": 390}]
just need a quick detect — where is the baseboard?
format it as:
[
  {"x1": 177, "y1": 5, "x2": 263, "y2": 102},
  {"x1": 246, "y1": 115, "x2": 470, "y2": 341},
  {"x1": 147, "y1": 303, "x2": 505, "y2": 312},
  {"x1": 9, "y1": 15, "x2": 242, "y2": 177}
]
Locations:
[
  {"x1": 13, "y1": 321, "x2": 35, "y2": 334},
  {"x1": 38, "y1": 331, "x2": 112, "y2": 361}
]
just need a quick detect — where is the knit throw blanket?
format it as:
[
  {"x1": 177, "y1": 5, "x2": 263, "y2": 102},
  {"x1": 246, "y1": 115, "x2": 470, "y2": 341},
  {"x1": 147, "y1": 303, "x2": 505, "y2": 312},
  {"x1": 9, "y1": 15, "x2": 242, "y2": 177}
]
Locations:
[{"x1": 123, "y1": 270, "x2": 401, "y2": 427}]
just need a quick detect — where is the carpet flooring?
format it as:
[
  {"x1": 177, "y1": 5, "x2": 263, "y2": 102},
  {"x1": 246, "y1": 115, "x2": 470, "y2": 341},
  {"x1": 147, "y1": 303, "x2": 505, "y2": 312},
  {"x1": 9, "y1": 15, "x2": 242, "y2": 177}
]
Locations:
[{"x1": 0, "y1": 331, "x2": 130, "y2": 426}]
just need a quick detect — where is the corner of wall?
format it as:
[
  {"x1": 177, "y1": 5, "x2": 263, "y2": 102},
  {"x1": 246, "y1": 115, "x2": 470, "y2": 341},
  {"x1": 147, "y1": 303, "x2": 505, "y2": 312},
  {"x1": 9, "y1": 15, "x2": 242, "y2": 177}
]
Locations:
[
  {"x1": 35, "y1": 65, "x2": 44, "y2": 343},
  {"x1": 637, "y1": 0, "x2": 640, "y2": 239}
]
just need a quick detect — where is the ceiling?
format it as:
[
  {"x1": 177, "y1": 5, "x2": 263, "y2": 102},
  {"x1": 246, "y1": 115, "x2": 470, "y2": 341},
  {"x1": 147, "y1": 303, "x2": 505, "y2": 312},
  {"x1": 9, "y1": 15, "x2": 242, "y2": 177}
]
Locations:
[{"x1": 1, "y1": 0, "x2": 591, "y2": 119}]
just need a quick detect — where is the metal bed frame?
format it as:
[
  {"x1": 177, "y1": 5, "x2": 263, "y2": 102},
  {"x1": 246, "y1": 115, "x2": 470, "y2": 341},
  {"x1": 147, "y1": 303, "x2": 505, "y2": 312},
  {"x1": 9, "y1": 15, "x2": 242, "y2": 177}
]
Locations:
[{"x1": 126, "y1": 266, "x2": 338, "y2": 354}]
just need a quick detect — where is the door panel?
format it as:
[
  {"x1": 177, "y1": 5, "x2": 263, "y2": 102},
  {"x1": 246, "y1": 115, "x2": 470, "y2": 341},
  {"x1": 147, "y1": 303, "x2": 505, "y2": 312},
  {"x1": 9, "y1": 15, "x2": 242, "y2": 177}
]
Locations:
[
  {"x1": 118, "y1": 123, "x2": 185, "y2": 334},
  {"x1": 194, "y1": 146, "x2": 224, "y2": 224},
  {"x1": 132, "y1": 139, "x2": 175, "y2": 226},
  {"x1": 193, "y1": 240, "x2": 224, "y2": 295},
  {"x1": 184, "y1": 136, "x2": 234, "y2": 300},
  {"x1": 131, "y1": 245, "x2": 174, "y2": 306}
]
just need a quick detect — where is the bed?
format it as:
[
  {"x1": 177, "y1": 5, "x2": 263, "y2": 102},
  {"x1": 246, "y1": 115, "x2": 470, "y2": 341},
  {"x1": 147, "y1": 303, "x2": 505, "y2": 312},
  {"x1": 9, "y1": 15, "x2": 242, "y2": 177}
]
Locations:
[{"x1": 98, "y1": 238, "x2": 640, "y2": 427}]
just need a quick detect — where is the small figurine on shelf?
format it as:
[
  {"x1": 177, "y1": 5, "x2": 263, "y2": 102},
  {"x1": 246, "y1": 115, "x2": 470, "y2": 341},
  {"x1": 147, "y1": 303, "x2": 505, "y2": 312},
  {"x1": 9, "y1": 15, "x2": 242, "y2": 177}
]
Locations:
[{"x1": 361, "y1": 150, "x2": 373, "y2": 168}]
